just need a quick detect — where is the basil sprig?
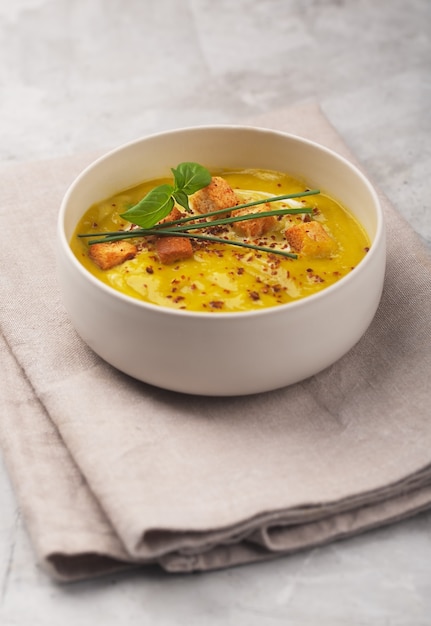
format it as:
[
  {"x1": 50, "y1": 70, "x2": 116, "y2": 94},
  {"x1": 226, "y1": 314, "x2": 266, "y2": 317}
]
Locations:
[{"x1": 120, "y1": 162, "x2": 211, "y2": 228}]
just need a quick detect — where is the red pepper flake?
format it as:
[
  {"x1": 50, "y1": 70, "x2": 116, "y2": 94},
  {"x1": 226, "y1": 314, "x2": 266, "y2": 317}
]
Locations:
[
  {"x1": 306, "y1": 267, "x2": 325, "y2": 283},
  {"x1": 210, "y1": 225, "x2": 229, "y2": 235},
  {"x1": 209, "y1": 300, "x2": 224, "y2": 309},
  {"x1": 173, "y1": 296, "x2": 185, "y2": 303},
  {"x1": 309, "y1": 273, "x2": 324, "y2": 283},
  {"x1": 237, "y1": 267, "x2": 245, "y2": 275},
  {"x1": 249, "y1": 291, "x2": 260, "y2": 301},
  {"x1": 146, "y1": 266, "x2": 154, "y2": 274}
]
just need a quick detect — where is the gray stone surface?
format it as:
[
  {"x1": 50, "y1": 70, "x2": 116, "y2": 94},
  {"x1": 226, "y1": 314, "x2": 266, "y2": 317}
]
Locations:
[{"x1": 1, "y1": 0, "x2": 431, "y2": 623}]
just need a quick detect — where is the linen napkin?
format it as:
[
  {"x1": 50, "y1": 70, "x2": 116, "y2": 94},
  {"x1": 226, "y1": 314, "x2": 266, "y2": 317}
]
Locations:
[{"x1": 1, "y1": 102, "x2": 431, "y2": 582}]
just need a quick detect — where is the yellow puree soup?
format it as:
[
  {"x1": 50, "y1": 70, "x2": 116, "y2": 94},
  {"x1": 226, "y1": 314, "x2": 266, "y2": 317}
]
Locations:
[{"x1": 71, "y1": 168, "x2": 370, "y2": 313}]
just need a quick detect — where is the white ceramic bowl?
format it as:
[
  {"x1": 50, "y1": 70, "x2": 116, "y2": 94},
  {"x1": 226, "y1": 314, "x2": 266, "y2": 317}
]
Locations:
[{"x1": 57, "y1": 126, "x2": 386, "y2": 396}]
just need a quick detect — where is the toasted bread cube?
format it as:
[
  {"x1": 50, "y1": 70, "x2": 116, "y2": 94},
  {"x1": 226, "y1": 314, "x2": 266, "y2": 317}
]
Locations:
[
  {"x1": 88, "y1": 240, "x2": 137, "y2": 270},
  {"x1": 156, "y1": 236, "x2": 193, "y2": 264},
  {"x1": 192, "y1": 176, "x2": 238, "y2": 216},
  {"x1": 159, "y1": 206, "x2": 184, "y2": 224},
  {"x1": 285, "y1": 221, "x2": 337, "y2": 258},
  {"x1": 231, "y1": 203, "x2": 276, "y2": 238}
]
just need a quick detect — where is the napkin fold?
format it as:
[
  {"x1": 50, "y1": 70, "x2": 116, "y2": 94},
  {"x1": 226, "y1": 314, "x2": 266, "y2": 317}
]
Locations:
[{"x1": 1, "y1": 103, "x2": 431, "y2": 582}]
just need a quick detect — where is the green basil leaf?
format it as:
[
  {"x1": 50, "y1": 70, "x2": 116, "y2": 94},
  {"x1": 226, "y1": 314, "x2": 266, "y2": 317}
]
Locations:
[
  {"x1": 120, "y1": 184, "x2": 175, "y2": 228},
  {"x1": 171, "y1": 162, "x2": 211, "y2": 196},
  {"x1": 172, "y1": 189, "x2": 190, "y2": 212}
]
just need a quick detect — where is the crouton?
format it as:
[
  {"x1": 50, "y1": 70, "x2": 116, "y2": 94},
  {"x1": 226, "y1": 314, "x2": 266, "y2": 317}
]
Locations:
[
  {"x1": 192, "y1": 176, "x2": 238, "y2": 217},
  {"x1": 159, "y1": 206, "x2": 184, "y2": 224},
  {"x1": 88, "y1": 240, "x2": 138, "y2": 270},
  {"x1": 156, "y1": 236, "x2": 193, "y2": 264},
  {"x1": 285, "y1": 221, "x2": 337, "y2": 258},
  {"x1": 231, "y1": 203, "x2": 277, "y2": 238}
]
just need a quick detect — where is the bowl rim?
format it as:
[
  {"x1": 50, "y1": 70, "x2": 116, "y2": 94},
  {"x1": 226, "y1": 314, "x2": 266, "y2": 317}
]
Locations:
[{"x1": 57, "y1": 124, "x2": 385, "y2": 320}]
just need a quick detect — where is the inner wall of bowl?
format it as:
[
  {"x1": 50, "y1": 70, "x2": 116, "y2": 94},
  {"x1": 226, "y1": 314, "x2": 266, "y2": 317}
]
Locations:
[{"x1": 63, "y1": 127, "x2": 379, "y2": 244}]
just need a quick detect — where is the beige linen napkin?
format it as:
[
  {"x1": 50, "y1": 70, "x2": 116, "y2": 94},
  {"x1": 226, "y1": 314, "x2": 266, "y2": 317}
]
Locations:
[{"x1": 1, "y1": 103, "x2": 431, "y2": 582}]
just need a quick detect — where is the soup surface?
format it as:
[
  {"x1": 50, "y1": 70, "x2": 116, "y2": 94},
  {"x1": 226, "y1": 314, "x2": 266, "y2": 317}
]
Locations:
[{"x1": 71, "y1": 168, "x2": 370, "y2": 312}]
